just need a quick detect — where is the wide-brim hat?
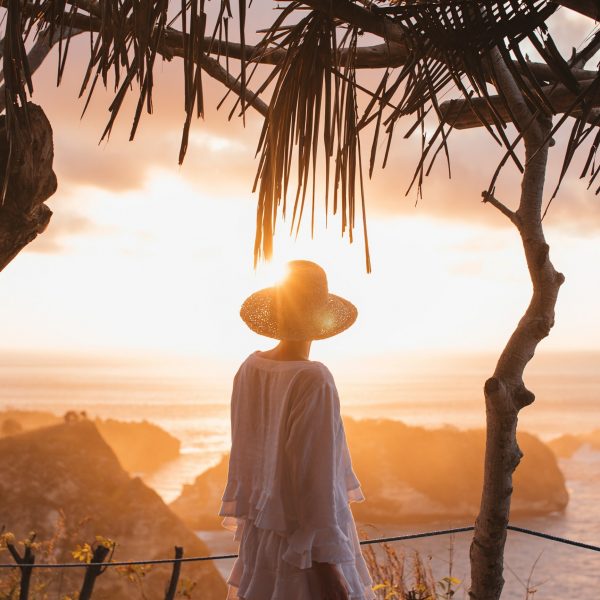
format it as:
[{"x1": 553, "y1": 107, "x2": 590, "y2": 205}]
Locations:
[{"x1": 240, "y1": 260, "x2": 358, "y2": 341}]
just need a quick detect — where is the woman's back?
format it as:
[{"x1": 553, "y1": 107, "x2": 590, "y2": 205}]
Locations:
[{"x1": 219, "y1": 352, "x2": 374, "y2": 600}]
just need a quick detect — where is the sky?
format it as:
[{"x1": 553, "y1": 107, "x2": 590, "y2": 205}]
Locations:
[{"x1": 0, "y1": 6, "x2": 599, "y2": 366}]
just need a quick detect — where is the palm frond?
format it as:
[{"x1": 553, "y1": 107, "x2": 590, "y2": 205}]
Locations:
[
  {"x1": 1, "y1": 0, "x2": 240, "y2": 177},
  {"x1": 360, "y1": 0, "x2": 600, "y2": 204},
  {"x1": 1, "y1": 0, "x2": 599, "y2": 267},
  {"x1": 252, "y1": 8, "x2": 371, "y2": 270}
]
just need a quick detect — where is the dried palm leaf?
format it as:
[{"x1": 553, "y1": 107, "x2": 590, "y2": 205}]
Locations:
[
  {"x1": 252, "y1": 8, "x2": 371, "y2": 270},
  {"x1": 362, "y1": 0, "x2": 600, "y2": 203},
  {"x1": 1, "y1": 0, "x2": 241, "y2": 180}
]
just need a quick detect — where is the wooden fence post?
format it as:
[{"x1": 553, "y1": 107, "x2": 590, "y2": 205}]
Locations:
[
  {"x1": 79, "y1": 545, "x2": 110, "y2": 600},
  {"x1": 164, "y1": 546, "x2": 184, "y2": 600},
  {"x1": 6, "y1": 539, "x2": 35, "y2": 600}
]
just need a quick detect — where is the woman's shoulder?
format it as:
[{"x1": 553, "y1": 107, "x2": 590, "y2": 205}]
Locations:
[
  {"x1": 297, "y1": 359, "x2": 334, "y2": 384},
  {"x1": 242, "y1": 351, "x2": 332, "y2": 375},
  {"x1": 287, "y1": 362, "x2": 338, "y2": 404},
  {"x1": 237, "y1": 352, "x2": 336, "y2": 391}
]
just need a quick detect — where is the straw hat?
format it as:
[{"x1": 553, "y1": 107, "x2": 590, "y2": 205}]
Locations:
[{"x1": 240, "y1": 260, "x2": 357, "y2": 341}]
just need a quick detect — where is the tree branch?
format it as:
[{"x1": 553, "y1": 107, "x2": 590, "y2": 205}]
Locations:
[
  {"x1": 166, "y1": 45, "x2": 267, "y2": 117},
  {"x1": 300, "y1": 0, "x2": 409, "y2": 48},
  {"x1": 0, "y1": 15, "x2": 268, "y2": 118},
  {"x1": 489, "y1": 47, "x2": 544, "y2": 143},
  {"x1": 570, "y1": 31, "x2": 600, "y2": 69},
  {"x1": 523, "y1": 60, "x2": 597, "y2": 83},
  {"x1": 200, "y1": 54, "x2": 268, "y2": 117},
  {"x1": 440, "y1": 78, "x2": 598, "y2": 130},
  {"x1": 481, "y1": 190, "x2": 519, "y2": 225},
  {"x1": 192, "y1": 35, "x2": 409, "y2": 68}
]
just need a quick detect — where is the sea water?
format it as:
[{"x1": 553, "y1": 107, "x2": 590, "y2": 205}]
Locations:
[{"x1": 1, "y1": 350, "x2": 599, "y2": 598}]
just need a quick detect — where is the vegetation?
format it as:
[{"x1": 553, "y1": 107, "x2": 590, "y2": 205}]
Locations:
[
  {"x1": 363, "y1": 537, "x2": 464, "y2": 600},
  {"x1": 0, "y1": 420, "x2": 225, "y2": 599},
  {"x1": 0, "y1": 529, "x2": 196, "y2": 600}
]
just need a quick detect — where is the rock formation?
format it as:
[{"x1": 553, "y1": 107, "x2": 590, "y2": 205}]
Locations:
[
  {"x1": 548, "y1": 429, "x2": 600, "y2": 458},
  {"x1": 171, "y1": 454, "x2": 230, "y2": 531},
  {"x1": 0, "y1": 409, "x2": 180, "y2": 472},
  {"x1": 0, "y1": 103, "x2": 57, "y2": 272},
  {"x1": 171, "y1": 417, "x2": 569, "y2": 529},
  {"x1": 96, "y1": 418, "x2": 180, "y2": 473},
  {"x1": 345, "y1": 418, "x2": 568, "y2": 524},
  {"x1": 0, "y1": 421, "x2": 226, "y2": 599}
]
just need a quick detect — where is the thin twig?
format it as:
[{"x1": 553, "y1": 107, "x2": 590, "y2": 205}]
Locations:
[{"x1": 482, "y1": 190, "x2": 520, "y2": 225}]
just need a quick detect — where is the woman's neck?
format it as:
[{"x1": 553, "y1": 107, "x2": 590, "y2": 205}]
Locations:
[{"x1": 260, "y1": 340, "x2": 312, "y2": 361}]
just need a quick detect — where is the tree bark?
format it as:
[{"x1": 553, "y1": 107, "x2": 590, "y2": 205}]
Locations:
[
  {"x1": 6, "y1": 540, "x2": 35, "y2": 600},
  {"x1": 0, "y1": 103, "x2": 57, "y2": 272},
  {"x1": 440, "y1": 78, "x2": 599, "y2": 130},
  {"x1": 78, "y1": 544, "x2": 110, "y2": 600},
  {"x1": 468, "y1": 117, "x2": 565, "y2": 599},
  {"x1": 164, "y1": 546, "x2": 184, "y2": 600}
]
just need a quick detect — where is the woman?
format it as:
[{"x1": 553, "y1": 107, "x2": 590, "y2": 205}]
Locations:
[{"x1": 219, "y1": 260, "x2": 374, "y2": 600}]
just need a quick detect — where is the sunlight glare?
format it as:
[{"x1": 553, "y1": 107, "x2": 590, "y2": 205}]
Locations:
[{"x1": 253, "y1": 258, "x2": 290, "y2": 289}]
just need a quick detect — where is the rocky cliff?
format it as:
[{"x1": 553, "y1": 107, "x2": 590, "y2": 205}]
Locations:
[
  {"x1": 0, "y1": 409, "x2": 180, "y2": 472},
  {"x1": 345, "y1": 418, "x2": 568, "y2": 524},
  {"x1": 549, "y1": 429, "x2": 600, "y2": 458},
  {"x1": 0, "y1": 421, "x2": 226, "y2": 600},
  {"x1": 171, "y1": 417, "x2": 568, "y2": 529},
  {"x1": 171, "y1": 454, "x2": 230, "y2": 531}
]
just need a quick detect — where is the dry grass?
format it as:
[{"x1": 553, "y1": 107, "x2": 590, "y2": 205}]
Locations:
[{"x1": 362, "y1": 536, "x2": 465, "y2": 600}]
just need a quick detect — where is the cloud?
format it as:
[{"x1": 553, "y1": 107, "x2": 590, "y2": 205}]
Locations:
[
  {"x1": 28, "y1": 37, "x2": 265, "y2": 201},
  {"x1": 449, "y1": 260, "x2": 485, "y2": 276},
  {"x1": 26, "y1": 209, "x2": 96, "y2": 254},
  {"x1": 357, "y1": 114, "x2": 600, "y2": 235}
]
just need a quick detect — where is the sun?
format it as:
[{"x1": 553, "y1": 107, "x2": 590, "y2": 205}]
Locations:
[{"x1": 252, "y1": 258, "x2": 291, "y2": 290}]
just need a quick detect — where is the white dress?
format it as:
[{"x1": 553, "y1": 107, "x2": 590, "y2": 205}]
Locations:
[{"x1": 219, "y1": 352, "x2": 375, "y2": 600}]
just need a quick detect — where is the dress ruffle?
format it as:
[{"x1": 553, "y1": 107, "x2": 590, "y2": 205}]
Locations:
[
  {"x1": 220, "y1": 484, "x2": 374, "y2": 600},
  {"x1": 224, "y1": 515, "x2": 375, "y2": 600},
  {"x1": 282, "y1": 524, "x2": 355, "y2": 569},
  {"x1": 220, "y1": 479, "x2": 366, "y2": 531},
  {"x1": 219, "y1": 478, "x2": 289, "y2": 535}
]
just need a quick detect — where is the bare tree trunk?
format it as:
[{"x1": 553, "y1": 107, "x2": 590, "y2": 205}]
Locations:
[
  {"x1": 78, "y1": 544, "x2": 110, "y2": 600},
  {"x1": 0, "y1": 103, "x2": 57, "y2": 272},
  {"x1": 164, "y1": 546, "x2": 184, "y2": 600},
  {"x1": 468, "y1": 117, "x2": 565, "y2": 598},
  {"x1": 6, "y1": 539, "x2": 36, "y2": 600}
]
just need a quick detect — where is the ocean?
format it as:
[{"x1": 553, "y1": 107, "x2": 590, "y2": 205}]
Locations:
[{"x1": 1, "y1": 350, "x2": 599, "y2": 599}]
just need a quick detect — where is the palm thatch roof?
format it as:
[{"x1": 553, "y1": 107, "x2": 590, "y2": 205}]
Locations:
[{"x1": 0, "y1": 0, "x2": 599, "y2": 267}]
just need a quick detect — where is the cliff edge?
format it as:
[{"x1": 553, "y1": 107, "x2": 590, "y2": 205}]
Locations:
[
  {"x1": 0, "y1": 421, "x2": 226, "y2": 600},
  {"x1": 0, "y1": 409, "x2": 180, "y2": 472}
]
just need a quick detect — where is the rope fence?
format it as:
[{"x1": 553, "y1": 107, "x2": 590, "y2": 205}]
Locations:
[{"x1": 1, "y1": 524, "x2": 598, "y2": 570}]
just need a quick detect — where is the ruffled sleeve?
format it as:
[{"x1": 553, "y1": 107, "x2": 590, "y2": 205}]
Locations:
[{"x1": 282, "y1": 379, "x2": 356, "y2": 569}]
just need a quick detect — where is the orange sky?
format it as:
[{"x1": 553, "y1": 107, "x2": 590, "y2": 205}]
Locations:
[{"x1": 0, "y1": 7, "x2": 599, "y2": 363}]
